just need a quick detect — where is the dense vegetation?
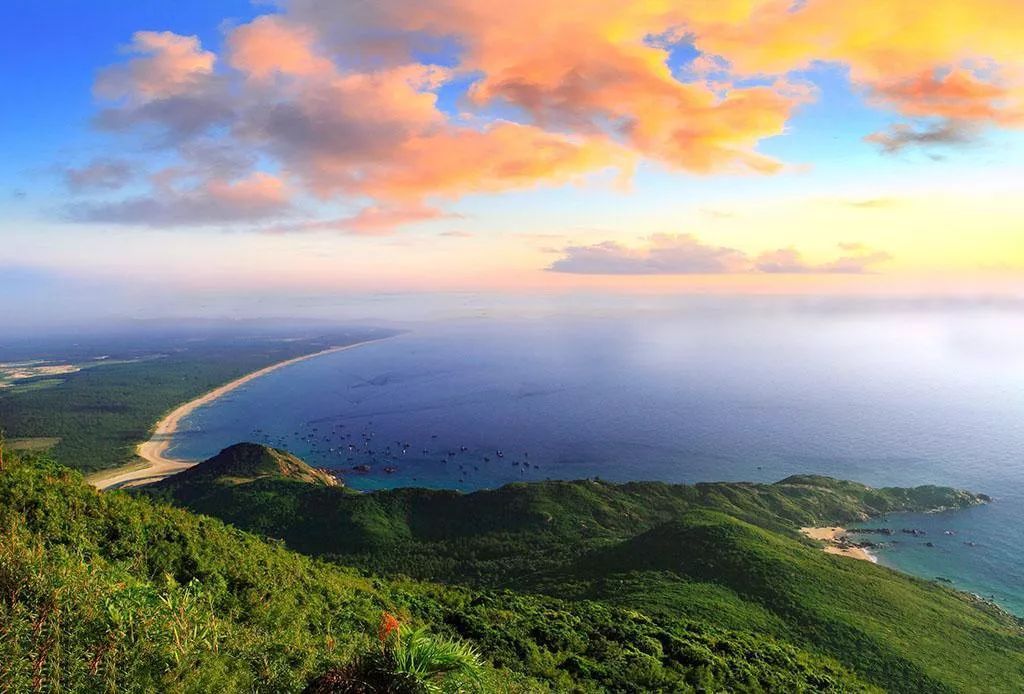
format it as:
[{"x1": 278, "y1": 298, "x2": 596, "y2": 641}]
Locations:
[
  {"x1": 1, "y1": 447, "x2": 872, "y2": 692},
  {"x1": 0, "y1": 329, "x2": 390, "y2": 472},
  {"x1": 140, "y1": 444, "x2": 1024, "y2": 693}
]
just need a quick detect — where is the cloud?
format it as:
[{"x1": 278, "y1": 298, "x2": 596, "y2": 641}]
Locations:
[
  {"x1": 286, "y1": 1, "x2": 811, "y2": 175},
  {"x1": 92, "y1": 31, "x2": 231, "y2": 140},
  {"x1": 843, "y1": 198, "x2": 899, "y2": 209},
  {"x1": 95, "y1": 31, "x2": 214, "y2": 101},
  {"x1": 265, "y1": 203, "x2": 453, "y2": 236},
  {"x1": 70, "y1": 1, "x2": 1024, "y2": 231},
  {"x1": 700, "y1": 208, "x2": 737, "y2": 219},
  {"x1": 227, "y1": 15, "x2": 334, "y2": 80},
  {"x1": 94, "y1": 94, "x2": 233, "y2": 139},
  {"x1": 66, "y1": 172, "x2": 290, "y2": 227},
  {"x1": 549, "y1": 234, "x2": 749, "y2": 275},
  {"x1": 63, "y1": 158, "x2": 134, "y2": 191},
  {"x1": 869, "y1": 68, "x2": 1016, "y2": 123},
  {"x1": 755, "y1": 246, "x2": 891, "y2": 274},
  {"x1": 865, "y1": 121, "x2": 977, "y2": 154},
  {"x1": 548, "y1": 234, "x2": 890, "y2": 275},
  {"x1": 680, "y1": 1, "x2": 1024, "y2": 160}
]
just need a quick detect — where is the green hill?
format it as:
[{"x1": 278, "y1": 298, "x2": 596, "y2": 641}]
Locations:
[
  {"x1": 145, "y1": 455, "x2": 989, "y2": 584},
  {"x1": 565, "y1": 511, "x2": 1022, "y2": 693},
  {"x1": 156, "y1": 442, "x2": 341, "y2": 489},
  {"x1": 4, "y1": 442, "x2": 1023, "y2": 692}
]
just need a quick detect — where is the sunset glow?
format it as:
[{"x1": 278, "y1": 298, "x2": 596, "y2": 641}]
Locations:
[{"x1": 3, "y1": 0, "x2": 1024, "y2": 317}]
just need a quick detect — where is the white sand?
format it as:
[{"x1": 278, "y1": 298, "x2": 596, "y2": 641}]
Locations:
[
  {"x1": 801, "y1": 526, "x2": 878, "y2": 563},
  {"x1": 90, "y1": 338, "x2": 388, "y2": 490}
]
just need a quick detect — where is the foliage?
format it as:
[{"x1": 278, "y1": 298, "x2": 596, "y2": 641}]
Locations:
[
  {"x1": 378, "y1": 613, "x2": 485, "y2": 693},
  {"x1": 305, "y1": 613, "x2": 486, "y2": 694},
  {"x1": 145, "y1": 446, "x2": 1024, "y2": 693},
  {"x1": 0, "y1": 449, "x2": 872, "y2": 693}
]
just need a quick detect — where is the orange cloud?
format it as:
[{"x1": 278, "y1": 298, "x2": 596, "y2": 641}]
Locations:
[
  {"x1": 870, "y1": 68, "x2": 1017, "y2": 123},
  {"x1": 79, "y1": 1, "x2": 1024, "y2": 231},
  {"x1": 686, "y1": 0, "x2": 1024, "y2": 126},
  {"x1": 266, "y1": 203, "x2": 453, "y2": 236},
  {"x1": 354, "y1": 123, "x2": 629, "y2": 202},
  {"x1": 230, "y1": 49, "x2": 628, "y2": 202},
  {"x1": 293, "y1": 1, "x2": 809, "y2": 174},
  {"x1": 228, "y1": 16, "x2": 333, "y2": 80}
]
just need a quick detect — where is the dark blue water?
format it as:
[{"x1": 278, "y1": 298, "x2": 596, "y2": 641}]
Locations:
[{"x1": 169, "y1": 310, "x2": 1024, "y2": 614}]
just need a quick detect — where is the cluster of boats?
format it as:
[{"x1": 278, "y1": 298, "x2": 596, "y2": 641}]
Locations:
[{"x1": 250, "y1": 420, "x2": 543, "y2": 484}]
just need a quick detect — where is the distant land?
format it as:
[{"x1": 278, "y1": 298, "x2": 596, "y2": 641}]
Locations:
[{"x1": 0, "y1": 325, "x2": 397, "y2": 473}]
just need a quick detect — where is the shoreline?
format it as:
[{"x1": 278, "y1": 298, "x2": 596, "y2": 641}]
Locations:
[
  {"x1": 801, "y1": 526, "x2": 878, "y2": 563},
  {"x1": 89, "y1": 337, "x2": 390, "y2": 490}
]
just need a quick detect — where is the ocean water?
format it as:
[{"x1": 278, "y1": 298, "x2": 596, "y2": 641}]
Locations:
[{"x1": 168, "y1": 307, "x2": 1024, "y2": 614}]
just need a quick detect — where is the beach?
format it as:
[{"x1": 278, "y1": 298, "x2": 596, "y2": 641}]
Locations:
[
  {"x1": 90, "y1": 338, "x2": 388, "y2": 490},
  {"x1": 801, "y1": 526, "x2": 877, "y2": 563}
]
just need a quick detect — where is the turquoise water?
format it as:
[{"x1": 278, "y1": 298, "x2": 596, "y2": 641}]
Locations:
[{"x1": 168, "y1": 308, "x2": 1024, "y2": 614}]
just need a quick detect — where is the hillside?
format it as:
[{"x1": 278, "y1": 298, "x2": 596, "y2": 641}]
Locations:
[
  {"x1": 3, "y1": 444, "x2": 1022, "y2": 691},
  {"x1": 139, "y1": 444, "x2": 1024, "y2": 693},
  {"x1": 155, "y1": 442, "x2": 341, "y2": 489},
  {"x1": 145, "y1": 452, "x2": 989, "y2": 581},
  {"x1": 1, "y1": 447, "x2": 871, "y2": 693}
]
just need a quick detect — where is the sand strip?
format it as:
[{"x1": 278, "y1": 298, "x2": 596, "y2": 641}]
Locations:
[
  {"x1": 90, "y1": 338, "x2": 389, "y2": 490},
  {"x1": 801, "y1": 526, "x2": 877, "y2": 563}
]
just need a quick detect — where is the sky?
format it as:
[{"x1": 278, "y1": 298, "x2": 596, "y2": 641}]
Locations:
[{"x1": 2, "y1": 0, "x2": 1024, "y2": 325}]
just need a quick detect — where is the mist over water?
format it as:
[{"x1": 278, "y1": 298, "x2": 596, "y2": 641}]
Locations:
[{"x1": 169, "y1": 306, "x2": 1024, "y2": 614}]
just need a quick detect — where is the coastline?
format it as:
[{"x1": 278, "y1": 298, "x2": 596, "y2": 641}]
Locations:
[
  {"x1": 89, "y1": 338, "x2": 390, "y2": 490},
  {"x1": 801, "y1": 526, "x2": 878, "y2": 563}
]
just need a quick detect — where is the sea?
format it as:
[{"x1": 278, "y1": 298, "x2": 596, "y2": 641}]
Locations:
[{"x1": 167, "y1": 303, "x2": 1024, "y2": 615}]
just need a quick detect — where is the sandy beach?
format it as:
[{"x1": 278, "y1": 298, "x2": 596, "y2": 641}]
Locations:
[
  {"x1": 90, "y1": 338, "x2": 388, "y2": 490},
  {"x1": 801, "y1": 526, "x2": 877, "y2": 563}
]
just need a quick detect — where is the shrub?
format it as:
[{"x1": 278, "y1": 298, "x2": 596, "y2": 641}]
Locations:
[{"x1": 307, "y1": 613, "x2": 485, "y2": 693}]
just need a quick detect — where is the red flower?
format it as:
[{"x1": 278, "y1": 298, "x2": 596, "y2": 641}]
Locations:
[{"x1": 378, "y1": 612, "x2": 401, "y2": 643}]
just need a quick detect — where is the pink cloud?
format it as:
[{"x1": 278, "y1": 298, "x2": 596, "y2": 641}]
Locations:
[
  {"x1": 266, "y1": 203, "x2": 452, "y2": 236},
  {"x1": 95, "y1": 31, "x2": 215, "y2": 102}
]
